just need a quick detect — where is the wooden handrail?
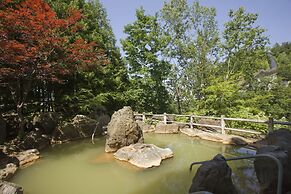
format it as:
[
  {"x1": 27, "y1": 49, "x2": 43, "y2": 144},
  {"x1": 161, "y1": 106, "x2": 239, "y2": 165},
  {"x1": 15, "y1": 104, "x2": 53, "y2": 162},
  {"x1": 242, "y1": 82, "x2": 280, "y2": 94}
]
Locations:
[{"x1": 134, "y1": 113, "x2": 291, "y2": 135}]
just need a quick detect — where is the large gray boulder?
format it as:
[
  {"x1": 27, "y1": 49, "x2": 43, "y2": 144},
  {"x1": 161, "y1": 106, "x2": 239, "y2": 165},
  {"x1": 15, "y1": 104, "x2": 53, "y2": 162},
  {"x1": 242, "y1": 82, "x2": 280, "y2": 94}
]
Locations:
[
  {"x1": 0, "y1": 116, "x2": 7, "y2": 144},
  {"x1": 189, "y1": 154, "x2": 237, "y2": 194},
  {"x1": 105, "y1": 107, "x2": 143, "y2": 152},
  {"x1": 0, "y1": 181, "x2": 23, "y2": 194},
  {"x1": 155, "y1": 122, "x2": 179, "y2": 134},
  {"x1": 114, "y1": 143, "x2": 173, "y2": 168},
  {"x1": 53, "y1": 115, "x2": 99, "y2": 142}
]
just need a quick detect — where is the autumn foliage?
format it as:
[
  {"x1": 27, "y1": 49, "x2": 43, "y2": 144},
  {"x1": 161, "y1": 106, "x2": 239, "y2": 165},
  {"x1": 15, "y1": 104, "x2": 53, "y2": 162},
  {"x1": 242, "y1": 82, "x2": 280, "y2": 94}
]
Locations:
[
  {"x1": 0, "y1": 0, "x2": 107, "y2": 83},
  {"x1": 0, "y1": 0, "x2": 108, "y2": 135}
]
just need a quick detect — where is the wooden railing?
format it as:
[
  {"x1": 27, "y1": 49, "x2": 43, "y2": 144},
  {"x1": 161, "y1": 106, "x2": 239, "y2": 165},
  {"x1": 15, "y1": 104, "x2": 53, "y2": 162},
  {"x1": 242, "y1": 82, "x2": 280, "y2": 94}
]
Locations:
[{"x1": 134, "y1": 113, "x2": 291, "y2": 135}]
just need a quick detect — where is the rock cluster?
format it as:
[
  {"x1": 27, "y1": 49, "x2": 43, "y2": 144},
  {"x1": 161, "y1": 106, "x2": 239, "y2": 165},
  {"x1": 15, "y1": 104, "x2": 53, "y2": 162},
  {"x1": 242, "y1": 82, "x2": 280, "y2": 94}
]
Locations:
[{"x1": 0, "y1": 148, "x2": 40, "y2": 180}]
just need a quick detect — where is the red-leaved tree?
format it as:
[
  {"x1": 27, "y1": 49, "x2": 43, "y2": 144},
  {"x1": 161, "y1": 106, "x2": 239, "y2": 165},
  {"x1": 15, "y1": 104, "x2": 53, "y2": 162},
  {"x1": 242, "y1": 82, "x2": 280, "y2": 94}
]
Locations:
[{"x1": 0, "y1": 0, "x2": 108, "y2": 136}]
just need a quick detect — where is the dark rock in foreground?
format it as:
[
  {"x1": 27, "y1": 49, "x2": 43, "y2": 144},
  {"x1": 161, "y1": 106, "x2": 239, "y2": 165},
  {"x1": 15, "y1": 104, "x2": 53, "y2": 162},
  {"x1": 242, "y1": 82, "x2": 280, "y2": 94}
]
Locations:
[
  {"x1": 114, "y1": 143, "x2": 173, "y2": 168},
  {"x1": 105, "y1": 106, "x2": 143, "y2": 152},
  {"x1": 189, "y1": 154, "x2": 237, "y2": 194},
  {"x1": 254, "y1": 128, "x2": 291, "y2": 194}
]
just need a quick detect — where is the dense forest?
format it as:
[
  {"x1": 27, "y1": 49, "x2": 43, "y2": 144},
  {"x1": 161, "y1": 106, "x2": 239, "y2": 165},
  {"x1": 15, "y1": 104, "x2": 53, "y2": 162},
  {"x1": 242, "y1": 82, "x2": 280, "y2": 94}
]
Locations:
[{"x1": 0, "y1": 0, "x2": 290, "y2": 136}]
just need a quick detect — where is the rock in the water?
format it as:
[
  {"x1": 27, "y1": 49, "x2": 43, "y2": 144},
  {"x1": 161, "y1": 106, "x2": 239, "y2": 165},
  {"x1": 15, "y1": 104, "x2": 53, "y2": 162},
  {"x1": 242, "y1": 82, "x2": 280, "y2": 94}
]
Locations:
[
  {"x1": 181, "y1": 128, "x2": 250, "y2": 146},
  {"x1": 105, "y1": 107, "x2": 143, "y2": 152},
  {"x1": 0, "y1": 116, "x2": 7, "y2": 144},
  {"x1": 189, "y1": 154, "x2": 237, "y2": 194},
  {"x1": 32, "y1": 112, "x2": 60, "y2": 134},
  {"x1": 155, "y1": 122, "x2": 179, "y2": 134},
  {"x1": 114, "y1": 143, "x2": 173, "y2": 168},
  {"x1": 53, "y1": 115, "x2": 99, "y2": 142},
  {"x1": 0, "y1": 181, "x2": 23, "y2": 194},
  {"x1": 15, "y1": 149, "x2": 40, "y2": 167}
]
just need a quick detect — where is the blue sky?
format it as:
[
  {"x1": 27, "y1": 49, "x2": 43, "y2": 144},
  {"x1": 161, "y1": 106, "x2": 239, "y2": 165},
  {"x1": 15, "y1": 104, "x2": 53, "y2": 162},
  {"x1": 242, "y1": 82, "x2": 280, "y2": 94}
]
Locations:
[{"x1": 100, "y1": 0, "x2": 291, "y2": 48}]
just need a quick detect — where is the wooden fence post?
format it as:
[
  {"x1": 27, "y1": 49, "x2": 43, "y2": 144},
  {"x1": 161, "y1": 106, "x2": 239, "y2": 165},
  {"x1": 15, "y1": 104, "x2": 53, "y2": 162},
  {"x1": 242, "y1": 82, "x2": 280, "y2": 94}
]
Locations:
[
  {"x1": 268, "y1": 117, "x2": 274, "y2": 132},
  {"x1": 164, "y1": 113, "x2": 167, "y2": 124},
  {"x1": 190, "y1": 115, "x2": 193, "y2": 129},
  {"x1": 221, "y1": 115, "x2": 225, "y2": 134},
  {"x1": 142, "y1": 113, "x2": 146, "y2": 122}
]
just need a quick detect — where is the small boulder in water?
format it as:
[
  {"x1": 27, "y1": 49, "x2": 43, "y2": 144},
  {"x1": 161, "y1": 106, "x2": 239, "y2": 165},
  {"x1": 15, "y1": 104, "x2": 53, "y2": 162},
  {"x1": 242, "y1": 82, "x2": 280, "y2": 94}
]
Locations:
[{"x1": 114, "y1": 143, "x2": 173, "y2": 168}]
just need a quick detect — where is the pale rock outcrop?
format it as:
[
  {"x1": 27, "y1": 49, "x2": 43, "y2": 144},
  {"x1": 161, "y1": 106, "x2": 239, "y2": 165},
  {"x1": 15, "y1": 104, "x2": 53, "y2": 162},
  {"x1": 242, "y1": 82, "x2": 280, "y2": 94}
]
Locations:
[
  {"x1": 15, "y1": 149, "x2": 40, "y2": 167},
  {"x1": 114, "y1": 143, "x2": 173, "y2": 168},
  {"x1": 180, "y1": 128, "x2": 250, "y2": 146}
]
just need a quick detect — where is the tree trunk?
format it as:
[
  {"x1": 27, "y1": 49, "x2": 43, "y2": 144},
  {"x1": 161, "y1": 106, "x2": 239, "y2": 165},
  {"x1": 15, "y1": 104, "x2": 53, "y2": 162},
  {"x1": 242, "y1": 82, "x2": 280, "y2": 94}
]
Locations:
[
  {"x1": 175, "y1": 87, "x2": 182, "y2": 114},
  {"x1": 9, "y1": 79, "x2": 31, "y2": 138},
  {"x1": 16, "y1": 104, "x2": 25, "y2": 138}
]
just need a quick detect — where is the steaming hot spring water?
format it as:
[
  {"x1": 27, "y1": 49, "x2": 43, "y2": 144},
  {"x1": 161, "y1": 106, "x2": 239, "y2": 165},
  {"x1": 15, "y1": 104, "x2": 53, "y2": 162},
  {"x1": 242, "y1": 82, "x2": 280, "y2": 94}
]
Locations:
[{"x1": 11, "y1": 133, "x2": 258, "y2": 194}]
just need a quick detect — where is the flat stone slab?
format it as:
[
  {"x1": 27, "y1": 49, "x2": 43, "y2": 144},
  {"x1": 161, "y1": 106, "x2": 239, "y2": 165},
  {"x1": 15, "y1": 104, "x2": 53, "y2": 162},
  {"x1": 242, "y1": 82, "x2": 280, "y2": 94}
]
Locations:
[
  {"x1": 180, "y1": 128, "x2": 253, "y2": 146},
  {"x1": 114, "y1": 143, "x2": 173, "y2": 168},
  {"x1": 155, "y1": 122, "x2": 179, "y2": 134},
  {"x1": 15, "y1": 149, "x2": 40, "y2": 167}
]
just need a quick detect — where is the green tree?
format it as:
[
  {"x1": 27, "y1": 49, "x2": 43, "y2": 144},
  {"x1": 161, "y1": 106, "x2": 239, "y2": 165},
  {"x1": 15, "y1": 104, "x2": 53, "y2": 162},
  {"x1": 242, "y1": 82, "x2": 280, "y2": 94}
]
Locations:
[
  {"x1": 222, "y1": 7, "x2": 269, "y2": 82},
  {"x1": 160, "y1": 0, "x2": 219, "y2": 113},
  {"x1": 121, "y1": 8, "x2": 171, "y2": 113},
  {"x1": 47, "y1": 0, "x2": 128, "y2": 115}
]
